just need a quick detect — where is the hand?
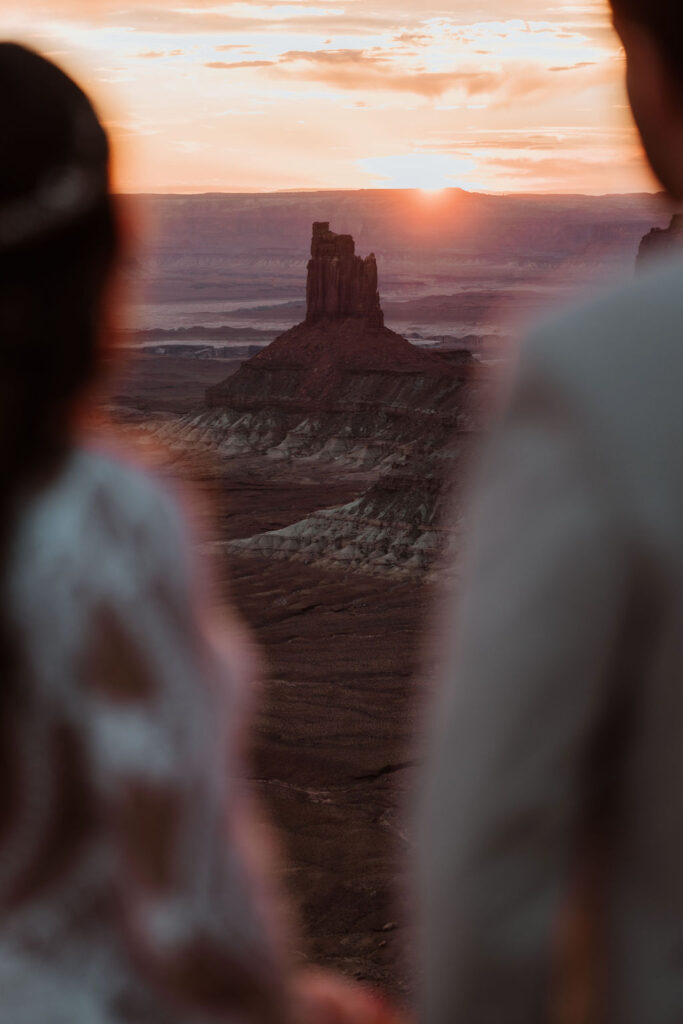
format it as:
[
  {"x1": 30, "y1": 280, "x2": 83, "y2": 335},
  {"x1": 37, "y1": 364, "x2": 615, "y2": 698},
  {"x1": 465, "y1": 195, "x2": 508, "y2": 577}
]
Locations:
[{"x1": 291, "y1": 968, "x2": 413, "y2": 1024}]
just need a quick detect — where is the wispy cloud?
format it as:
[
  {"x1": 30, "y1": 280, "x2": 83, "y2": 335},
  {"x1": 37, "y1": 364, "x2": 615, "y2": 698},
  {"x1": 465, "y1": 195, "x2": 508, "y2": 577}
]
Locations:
[
  {"x1": 205, "y1": 46, "x2": 560, "y2": 101},
  {"x1": 135, "y1": 49, "x2": 183, "y2": 58},
  {"x1": 419, "y1": 127, "x2": 632, "y2": 153},
  {"x1": 206, "y1": 59, "x2": 276, "y2": 69},
  {"x1": 549, "y1": 60, "x2": 596, "y2": 71}
]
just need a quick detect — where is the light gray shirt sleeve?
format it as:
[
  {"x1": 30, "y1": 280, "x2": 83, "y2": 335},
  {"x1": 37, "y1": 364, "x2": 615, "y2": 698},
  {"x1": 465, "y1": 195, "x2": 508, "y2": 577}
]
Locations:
[{"x1": 419, "y1": 337, "x2": 631, "y2": 1024}]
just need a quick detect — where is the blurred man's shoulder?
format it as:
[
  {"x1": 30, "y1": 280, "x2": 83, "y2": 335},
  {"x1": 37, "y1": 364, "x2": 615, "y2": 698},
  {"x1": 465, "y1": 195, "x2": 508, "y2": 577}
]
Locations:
[{"x1": 525, "y1": 254, "x2": 683, "y2": 382}]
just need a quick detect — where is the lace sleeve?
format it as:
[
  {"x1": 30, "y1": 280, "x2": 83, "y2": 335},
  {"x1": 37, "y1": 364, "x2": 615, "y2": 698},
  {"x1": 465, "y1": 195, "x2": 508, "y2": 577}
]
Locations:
[{"x1": 80, "y1": 484, "x2": 287, "y2": 1022}]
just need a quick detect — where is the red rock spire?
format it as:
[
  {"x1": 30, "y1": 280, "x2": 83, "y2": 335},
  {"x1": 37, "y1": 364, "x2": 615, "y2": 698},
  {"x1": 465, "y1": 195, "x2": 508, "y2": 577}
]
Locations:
[{"x1": 305, "y1": 221, "x2": 384, "y2": 327}]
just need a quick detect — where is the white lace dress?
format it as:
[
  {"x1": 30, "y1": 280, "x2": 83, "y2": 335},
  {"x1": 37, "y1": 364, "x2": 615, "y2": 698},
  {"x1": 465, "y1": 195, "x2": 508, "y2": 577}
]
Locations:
[{"x1": 0, "y1": 445, "x2": 282, "y2": 1024}]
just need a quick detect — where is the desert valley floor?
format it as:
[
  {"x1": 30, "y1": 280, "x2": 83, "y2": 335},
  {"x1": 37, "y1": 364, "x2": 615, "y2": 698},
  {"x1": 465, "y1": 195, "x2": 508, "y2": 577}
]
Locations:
[{"x1": 108, "y1": 350, "x2": 438, "y2": 1004}]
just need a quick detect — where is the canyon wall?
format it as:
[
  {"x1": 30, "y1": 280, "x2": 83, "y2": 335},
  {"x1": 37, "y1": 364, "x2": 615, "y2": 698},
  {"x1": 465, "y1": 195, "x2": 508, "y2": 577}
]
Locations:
[{"x1": 637, "y1": 213, "x2": 683, "y2": 271}]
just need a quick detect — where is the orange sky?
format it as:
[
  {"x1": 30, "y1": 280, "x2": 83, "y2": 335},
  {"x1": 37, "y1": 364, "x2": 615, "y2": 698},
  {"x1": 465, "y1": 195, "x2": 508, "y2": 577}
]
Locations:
[{"x1": 0, "y1": 0, "x2": 658, "y2": 194}]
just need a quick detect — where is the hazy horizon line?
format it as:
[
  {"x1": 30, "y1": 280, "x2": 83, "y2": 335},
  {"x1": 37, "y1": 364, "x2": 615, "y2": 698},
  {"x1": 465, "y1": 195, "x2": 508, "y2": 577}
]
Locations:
[{"x1": 115, "y1": 186, "x2": 667, "y2": 200}]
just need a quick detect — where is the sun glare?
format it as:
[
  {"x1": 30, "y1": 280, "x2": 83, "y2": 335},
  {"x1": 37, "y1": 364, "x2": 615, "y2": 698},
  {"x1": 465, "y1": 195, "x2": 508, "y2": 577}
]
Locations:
[{"x1": 358, "y1": 154, "x2": 478, "y2": 192}]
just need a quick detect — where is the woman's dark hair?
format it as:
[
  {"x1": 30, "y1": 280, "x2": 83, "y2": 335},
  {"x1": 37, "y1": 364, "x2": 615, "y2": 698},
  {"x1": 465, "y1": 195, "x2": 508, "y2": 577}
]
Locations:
[
  {"x1": 0, "y1": 43, "x2": 119, "y2": 672},
  {"x1": 610, "y1": 0, "x2": 683, "y2": 83}
]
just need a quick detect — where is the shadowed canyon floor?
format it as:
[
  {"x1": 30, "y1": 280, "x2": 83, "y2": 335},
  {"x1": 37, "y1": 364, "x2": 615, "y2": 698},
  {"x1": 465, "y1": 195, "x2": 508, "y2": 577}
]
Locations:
[{"x1": 228, "y1": 556, "x2": 430, "y2": 1001}]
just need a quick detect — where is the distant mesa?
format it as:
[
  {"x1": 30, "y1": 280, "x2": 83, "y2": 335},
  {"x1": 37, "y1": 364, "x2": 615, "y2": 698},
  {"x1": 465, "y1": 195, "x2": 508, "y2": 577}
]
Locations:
[
  {"x1": 167, "y1": 221, "x2": 481, "y2": 576},
  {"x1": 205, "y1": 221, "x2": 467, "y2": 411},
  {"x1": 306, "y1": 222, "x2": 384, "y2": 328},
  {"x1": 637, "y1": 213, "x2": 683, "y2": 271}
]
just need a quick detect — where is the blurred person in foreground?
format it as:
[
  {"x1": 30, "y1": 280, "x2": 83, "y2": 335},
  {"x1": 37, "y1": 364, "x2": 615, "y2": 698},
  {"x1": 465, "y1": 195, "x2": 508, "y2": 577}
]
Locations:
[
  {"x1": 419, "y1": 2, "x2": 683, "y2": 1023},
  {"x1": 0, "y1": 43, "x2": 402, "y2": 1024}
]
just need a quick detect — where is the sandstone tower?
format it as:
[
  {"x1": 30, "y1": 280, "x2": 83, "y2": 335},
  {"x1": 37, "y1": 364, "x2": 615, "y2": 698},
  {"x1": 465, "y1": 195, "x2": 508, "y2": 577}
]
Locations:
[{"x1": 305, "y1": 222, "x2": 384, "y2": 328}]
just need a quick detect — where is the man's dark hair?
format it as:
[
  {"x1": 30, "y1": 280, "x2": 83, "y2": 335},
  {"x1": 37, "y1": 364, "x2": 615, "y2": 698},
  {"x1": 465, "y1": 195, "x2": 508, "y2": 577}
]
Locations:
[{"x1": 610, "y1": 0, "x2": 683, "y2": 80}]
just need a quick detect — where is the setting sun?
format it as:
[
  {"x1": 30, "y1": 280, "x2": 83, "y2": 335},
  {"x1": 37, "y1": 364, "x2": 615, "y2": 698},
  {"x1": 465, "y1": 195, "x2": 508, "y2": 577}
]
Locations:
[{"x1": 358, "y1": 154, "x2": 478, "y2": 192}]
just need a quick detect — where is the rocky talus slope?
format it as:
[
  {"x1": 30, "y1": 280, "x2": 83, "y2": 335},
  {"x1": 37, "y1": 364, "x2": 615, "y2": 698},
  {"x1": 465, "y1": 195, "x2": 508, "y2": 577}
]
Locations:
[
  {"x1": 226, "y1": 448, "x2": 466, "y2": 574},
  {"x1": 162, "y1": 223, "x2": 483, "y2": 574}
]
